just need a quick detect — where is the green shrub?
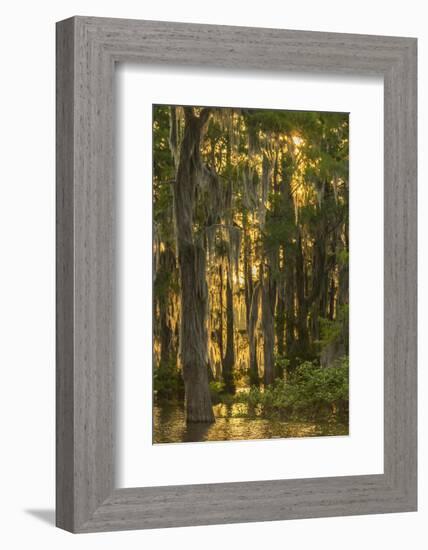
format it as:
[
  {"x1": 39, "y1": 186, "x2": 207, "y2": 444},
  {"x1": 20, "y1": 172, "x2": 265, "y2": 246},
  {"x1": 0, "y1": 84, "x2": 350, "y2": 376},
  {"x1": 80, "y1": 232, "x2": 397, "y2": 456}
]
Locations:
[
  {"x1": 209, "y1": 380, "x2": 227, "y2": 404},
  {"x1": 284, "y1": 358, "x2": 349, "y2": 416},
  {"x1": 319, "y1": 305, "x2": 349, "y2": 349},
  {"x1": 154, "y1": 360, "x2": 184, "y2": 400},
  {"x1": 275, "y1": 356, "x2": 290, "y2": 377},
  {"x1": 232, "y1": 357, "x2": 349, "y2": 419}
]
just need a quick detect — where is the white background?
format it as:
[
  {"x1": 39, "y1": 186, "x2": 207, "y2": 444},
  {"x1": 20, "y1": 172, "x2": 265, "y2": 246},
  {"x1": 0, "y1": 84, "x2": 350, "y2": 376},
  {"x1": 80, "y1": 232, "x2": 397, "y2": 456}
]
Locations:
[
  {"x1": 118, "y1": 67, "x2": 384, "y2": 487},
  {"x1": 0, "y1": 1, "x2": 426, "y2": 549}
]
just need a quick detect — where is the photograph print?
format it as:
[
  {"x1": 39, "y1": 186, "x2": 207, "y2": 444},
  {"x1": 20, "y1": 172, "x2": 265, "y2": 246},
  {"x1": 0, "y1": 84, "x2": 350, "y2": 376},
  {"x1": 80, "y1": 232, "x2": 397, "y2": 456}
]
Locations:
[{"x1": 153, "y1": 104, "x2": 349, "y2": 444}]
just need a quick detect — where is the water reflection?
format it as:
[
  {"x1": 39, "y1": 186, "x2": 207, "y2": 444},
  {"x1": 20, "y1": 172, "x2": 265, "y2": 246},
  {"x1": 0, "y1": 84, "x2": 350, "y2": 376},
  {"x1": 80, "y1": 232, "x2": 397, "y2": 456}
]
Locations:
[{"x1": 153, "y1": 403, "x2": 348, "y2": 444}]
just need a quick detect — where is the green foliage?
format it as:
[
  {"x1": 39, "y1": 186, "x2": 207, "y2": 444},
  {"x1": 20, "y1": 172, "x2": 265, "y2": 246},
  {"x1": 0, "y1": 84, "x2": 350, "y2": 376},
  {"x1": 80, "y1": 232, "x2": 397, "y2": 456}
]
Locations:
[
  {"x1": 153, "y1": 106, "x2": 176, "y2": 247},
  {"x1": 337, "y1": 248, "x2": 349, "y2": 266},
  {"x1": 209, "y1": 380, "x2": 228, "y2": 404},
  {"x1": 264, "y1": 207, "x2": 296, "y2": 247},
  {"x1": 154, "y1": 263, "x2": 179, "y2": 301},
  {"x1": 286, "y1": 358, "x2": 349, "y2": 415},
  {"x1": 233, "y1": 358, "x2": 349, "y2": 419},
  {"x1": 209, "y1": 380, "x2": 225, "y2": 393},
  {"x1": 152, "y1": 105, "x2": 175, "y2": 183},
  {"x1": 245, "y1": 109, "x2": 328, "y2": 136},
  {"x1": 154, "y1": 360, "x2": 184, "y2": 401},
  {"x1": 152, "y1": 105, "x2": 349, "y2": 431},
  {"x1": 275, "y1": 356, "x2": 291, "y2": 377},
  {"x1": 319, "y1": 304, "x2": 349, "y2": 350}
]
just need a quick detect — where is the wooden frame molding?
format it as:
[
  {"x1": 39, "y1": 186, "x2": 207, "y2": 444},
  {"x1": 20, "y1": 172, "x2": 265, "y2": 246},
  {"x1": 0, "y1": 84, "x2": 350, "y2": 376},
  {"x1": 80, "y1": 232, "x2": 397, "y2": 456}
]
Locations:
[{"x1": 56, "y1": 16, "x2": 417, "y2": 532}]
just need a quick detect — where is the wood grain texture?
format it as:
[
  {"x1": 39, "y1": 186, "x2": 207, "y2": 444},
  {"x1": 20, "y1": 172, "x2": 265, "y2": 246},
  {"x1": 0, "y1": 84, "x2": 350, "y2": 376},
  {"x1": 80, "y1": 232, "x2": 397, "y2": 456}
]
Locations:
[
  {"x1": 56, "y1": 16, "x2": 417, "y2": 533},
  {"x1": 56, "y1": 18, "x2": 75, "y2": 531}
]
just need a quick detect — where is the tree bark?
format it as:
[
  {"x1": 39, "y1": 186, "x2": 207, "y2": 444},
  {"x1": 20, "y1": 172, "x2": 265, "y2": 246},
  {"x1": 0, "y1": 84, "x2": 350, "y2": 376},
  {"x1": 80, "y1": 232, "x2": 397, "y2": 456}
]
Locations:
[
  {"x1": 281, "y1": 153, "x2": 296, "y2": 359},
  {"x1": 159, "y1": 305, "x2": 173, "y2": 366},
  {"x1": 248, "y1": 283, "x2": 261, "y2": 387},
  {"x1": 295, "y1": 230, "x2": 309, "y2": 354},
  {"x1": 173, "y1": 107, "x2": 215, "y2": 423},
  {"x1": 222, "y1": 267, "x2": 236, "y2": 393},
  {"x1": 284, "y1": 243, "x2": 295, "y2": 356},
  {"x1": 157, "y1": 246, "x2": 176, "y2": 367},
  {"x1": 261, "y1": 264, "x2": 276, "y2": 386},
  {"x1": 275, "y1": 277, "x2": 286, "y2": 357},
  {"x1": 243, "y1": 213, "x2": 253, "y2": 328},
  {"x1": 338, "y1": 224, "x2": 349, "y2": 308},
  {"x1": 309, "y1": 227, "x2": 327, "y2": 343},
  {"x1": 218, "y1": 263, "x2": 224, "y2": 362}
]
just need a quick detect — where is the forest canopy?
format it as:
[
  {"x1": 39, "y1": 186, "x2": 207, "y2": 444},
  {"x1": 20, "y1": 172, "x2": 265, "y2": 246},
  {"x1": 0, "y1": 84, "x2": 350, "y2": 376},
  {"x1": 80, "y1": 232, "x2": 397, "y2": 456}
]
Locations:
[{"x1": 152, "y1": 104, "x2": 349, "y2": 443}]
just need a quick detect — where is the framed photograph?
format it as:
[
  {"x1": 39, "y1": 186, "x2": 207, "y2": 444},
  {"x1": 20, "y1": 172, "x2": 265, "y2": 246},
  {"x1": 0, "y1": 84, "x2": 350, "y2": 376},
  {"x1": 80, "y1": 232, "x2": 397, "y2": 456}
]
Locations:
[
  {"x1": 56, "y1": 16, "x2": 417, "y2": 532},
  {"x1": 151, "y1": 103, "x2": 350, "y2": 444}
]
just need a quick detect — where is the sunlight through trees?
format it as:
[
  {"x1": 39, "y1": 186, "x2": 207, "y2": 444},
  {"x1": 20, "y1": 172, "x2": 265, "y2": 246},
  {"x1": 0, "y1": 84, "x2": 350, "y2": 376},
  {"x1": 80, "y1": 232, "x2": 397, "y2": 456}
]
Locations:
[{"x1": 153, "y1": 105, "x2": 349, "y2": 440}]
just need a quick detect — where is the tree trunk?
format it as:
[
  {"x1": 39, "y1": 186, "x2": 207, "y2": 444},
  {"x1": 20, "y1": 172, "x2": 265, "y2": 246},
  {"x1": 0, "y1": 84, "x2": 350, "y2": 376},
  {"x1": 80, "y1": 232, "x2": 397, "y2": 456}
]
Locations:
[
  {"x1": 284, "y1": 243, "x2": 295, "y2": 356},
  {"x1": 338, "y1": 225, "x2": 349, "y2": 308},
  {"x1": 328, "y1": 276, "x2": 336, "y2": 320},
  {"x1": 309, "y1": 229, "x2": 327, "y2": 342},
  {"x1": 159, "y1": 306, "x2": 173, "y2": 366},
  {"x1": 281, "y1": 154, "x2": 296, "y2": 360},
  {"x1": 158, "y1": 246, "x2": 176, "y2": 367},
  {"x1": 218, "y1": 263, "x2": 224, "y2": 362},
  {"x1": 243, "y1": 213, "x2": 253, "y2": 328},
  {"x1": 173, "y1": 107, "x2": 214, "y2": 423},
  {"x1": 248, "y1": 283, "x2": 261, "y2": 387},
  {"x1": 275, "y1": 278, "x2": 286, "y2": 357},
  {"x1": 295, "y1": 230, "x2": 309, "y2": 354},
  {"x1": 261, "y1": 265, "x2": 276, "y2": 386},
  {"x1": 222, "y1": 267, "x2": 236, "y2": 393}
]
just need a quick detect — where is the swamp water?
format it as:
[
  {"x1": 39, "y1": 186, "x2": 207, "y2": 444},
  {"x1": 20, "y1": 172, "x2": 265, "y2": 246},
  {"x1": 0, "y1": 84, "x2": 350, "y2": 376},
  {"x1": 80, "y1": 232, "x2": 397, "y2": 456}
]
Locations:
[{"x1": 153, "y1": 402, "x2": 348, "y2": 444}]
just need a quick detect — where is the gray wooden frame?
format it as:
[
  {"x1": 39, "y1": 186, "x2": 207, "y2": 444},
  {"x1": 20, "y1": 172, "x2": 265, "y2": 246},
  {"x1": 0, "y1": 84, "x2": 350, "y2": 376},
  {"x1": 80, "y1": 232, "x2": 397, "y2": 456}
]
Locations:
[{"x1": 56, "y1": 16, "x2": 417, "y2": 533}]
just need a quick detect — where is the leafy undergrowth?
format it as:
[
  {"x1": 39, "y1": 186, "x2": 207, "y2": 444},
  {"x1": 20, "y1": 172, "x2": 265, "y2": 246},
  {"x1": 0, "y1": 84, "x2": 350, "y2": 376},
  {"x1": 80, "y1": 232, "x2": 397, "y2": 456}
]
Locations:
[{"x1": 211, "y1": 357, "x2": 349, "y2": 420}]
